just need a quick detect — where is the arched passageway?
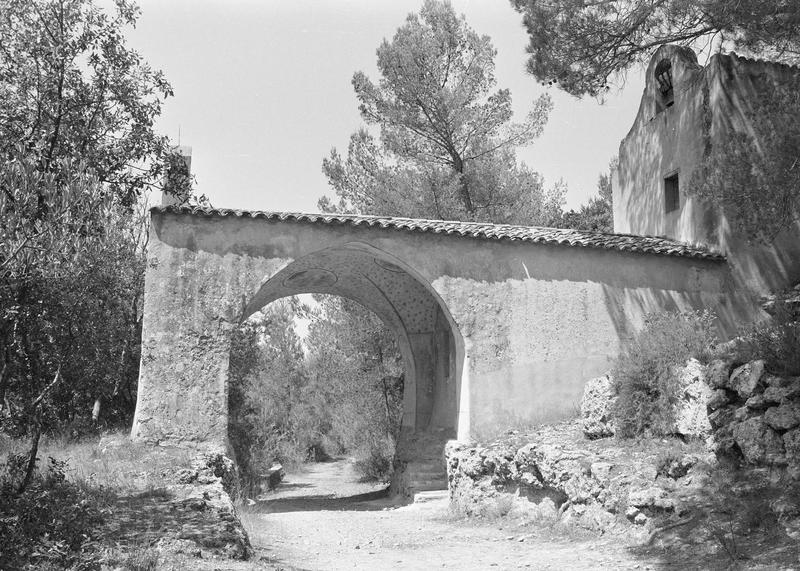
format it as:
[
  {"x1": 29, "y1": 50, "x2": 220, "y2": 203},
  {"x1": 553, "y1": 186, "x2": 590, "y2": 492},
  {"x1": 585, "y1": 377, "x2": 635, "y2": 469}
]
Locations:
[
  {"x1": 244, "y1": 242, "x2": 463, "y2": 435},
  {"x1": 240, "y1": 243, "x2": 464, "y2": 495}
]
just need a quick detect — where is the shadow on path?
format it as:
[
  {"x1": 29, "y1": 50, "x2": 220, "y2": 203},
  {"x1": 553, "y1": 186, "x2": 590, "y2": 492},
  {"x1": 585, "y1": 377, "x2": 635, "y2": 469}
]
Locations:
[{"x1": 252, "y1": 487, "x2": 392, "y2": 514}]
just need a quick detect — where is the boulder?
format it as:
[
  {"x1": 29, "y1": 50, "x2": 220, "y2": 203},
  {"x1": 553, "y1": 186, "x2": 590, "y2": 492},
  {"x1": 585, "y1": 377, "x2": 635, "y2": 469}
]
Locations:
[
  {"x1": 673, "y1": 359, "x2": 712, "y2": 438},
  {"x1": 745, "y1": 394, "x2": 768, "y2": 410},
  {"x1": 708, "y1": 406, "x2": 736, "y2": 430},
  {"x1": 764, "y1": 377, "x2": 800, "y2": 401},
  {"x1": 733, "y1": 405, "x2": 750, "y2": 421},
  {"x1": 581, "y1": 374, "x2": 616, "y2": 439},
  {"x1": 765, "y1": 375, "x2": 791, "y2": 388},
  {"x1": 707, "y1": 389, "x2": 731, "y2": 411},
  {"x1": 763, "y1": 385, "x2": 790, "y2": 404},
  {"x1": 265, "y1": 463, "x2": 284, "y2": 490},
  {"x1": 764, "y1": 403, "x2": 800, "y2": 431},
  {"x1": 729, "y1": 360, "x2": 765, "y2": 400},
  {"x1": 732, "y1": 417, "x2": 785, "y2": 465},
  {"x1": 707, "y1": 359, "x2": 733, "y2": 390},
  {"x1": 628, "y1": 487, "x2": 675, "y2": 511}
]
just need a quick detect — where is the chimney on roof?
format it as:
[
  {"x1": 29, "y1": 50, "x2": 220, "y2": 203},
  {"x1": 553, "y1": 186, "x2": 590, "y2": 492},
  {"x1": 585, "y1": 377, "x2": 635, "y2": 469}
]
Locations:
[{"x1": 161, "y1": 145, "x2": 192, "y2": 206}]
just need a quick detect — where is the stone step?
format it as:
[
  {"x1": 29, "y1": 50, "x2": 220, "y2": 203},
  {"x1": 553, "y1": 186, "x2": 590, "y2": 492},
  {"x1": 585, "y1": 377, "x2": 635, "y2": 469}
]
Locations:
[
  {"x1": 406, "y1": 468, "x2": 445, "y2": 477},
  {"x1": 408, "y1": 471, "x2": 445, "y2": 479},
  {"x1": 413, "y1": 489, "x2": 449, "y2": 504},
  {"x1": 405, "y1": 461, "x2": 445, "y2": 470},
  {"x1": 406, "y1": 464, "x2": 445, "y2": 473},
  {"x1": 408, "y1": 479, "x2": 447, "y2": 490}
]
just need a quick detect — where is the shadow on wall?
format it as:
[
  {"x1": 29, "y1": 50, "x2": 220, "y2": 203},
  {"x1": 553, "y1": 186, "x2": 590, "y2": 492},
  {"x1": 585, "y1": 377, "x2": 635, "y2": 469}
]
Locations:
[
  {"x1": 722, "y1": 222, "x2": 800, "y2": 294},
  {"x1": 600, "y1": 279, "x2": 764, "y2": 347}
]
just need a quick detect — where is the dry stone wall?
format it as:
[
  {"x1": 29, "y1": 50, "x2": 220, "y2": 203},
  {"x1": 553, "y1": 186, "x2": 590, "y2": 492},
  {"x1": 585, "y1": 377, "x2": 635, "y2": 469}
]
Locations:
[{"x1": 708, "y1": 359, "x2": 800, "y2": 477}]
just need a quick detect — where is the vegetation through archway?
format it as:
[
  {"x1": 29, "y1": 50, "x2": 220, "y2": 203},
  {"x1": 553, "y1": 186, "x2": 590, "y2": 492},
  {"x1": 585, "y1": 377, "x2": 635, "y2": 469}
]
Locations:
[{"x1": 228, "y1": 295, "x2": 404, "y2": 494}]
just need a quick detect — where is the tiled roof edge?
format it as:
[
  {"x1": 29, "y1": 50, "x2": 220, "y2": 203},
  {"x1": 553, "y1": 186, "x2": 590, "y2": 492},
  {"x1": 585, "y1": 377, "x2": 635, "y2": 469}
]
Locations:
[
  {"x1": 727, "y1": 51, "x2": 800, "y2": 73},
  {"x1": 151, "y1": 205, "x2": 725, "y2": 261}
]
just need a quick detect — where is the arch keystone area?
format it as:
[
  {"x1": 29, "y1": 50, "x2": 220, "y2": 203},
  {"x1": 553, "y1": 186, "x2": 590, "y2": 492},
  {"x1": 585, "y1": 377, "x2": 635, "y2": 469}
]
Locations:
[{"x1": 132, "y1": 206, "x2": 761, "y2": 492}]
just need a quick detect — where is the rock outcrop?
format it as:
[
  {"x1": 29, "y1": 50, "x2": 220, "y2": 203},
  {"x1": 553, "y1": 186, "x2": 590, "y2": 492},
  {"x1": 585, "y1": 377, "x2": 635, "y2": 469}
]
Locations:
[
  {"x1": 580, "y1": 359, "x2": 712, "y2": 441},
  {"x1": 674, "y1": 359, "x2": 713, "y2": 437},
  {"x1": 161, "y1": 450, "x2": 252, "y2": 560},
  {"x1": 579, "y1": 356, "x2": 800, "y2": 479},
  {"x1": 708, "y1": 359, "x2": 800, "y2": 478},
  {"x1": 445, "y1": 422, "x2": 709, "y2": 535},
  {"x1": 580, "y1": 374, "x2": 616, "y2": 439}
]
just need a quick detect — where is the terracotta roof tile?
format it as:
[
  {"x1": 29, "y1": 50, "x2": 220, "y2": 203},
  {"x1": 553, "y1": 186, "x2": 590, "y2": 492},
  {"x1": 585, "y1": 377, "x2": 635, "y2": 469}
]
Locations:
[{"x1": 152, "y1": 205, "x2": 725, "y2": 261}]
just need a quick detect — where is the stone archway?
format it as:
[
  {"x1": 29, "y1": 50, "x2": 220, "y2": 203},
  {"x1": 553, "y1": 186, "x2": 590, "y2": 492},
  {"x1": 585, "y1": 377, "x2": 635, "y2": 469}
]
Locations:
[
  {"x1": 241, "y1": 242, "x2": 464, "y2": 495},
  {"x1": 132, "y1": 205, "x2": 755, "y2": 484}
]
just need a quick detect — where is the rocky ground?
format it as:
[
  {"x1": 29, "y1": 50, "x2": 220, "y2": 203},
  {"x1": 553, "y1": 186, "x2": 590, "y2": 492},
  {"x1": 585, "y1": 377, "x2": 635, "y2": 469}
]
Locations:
[{"x1": 446, "y1": 420, "x2": 800, "y2": 571}]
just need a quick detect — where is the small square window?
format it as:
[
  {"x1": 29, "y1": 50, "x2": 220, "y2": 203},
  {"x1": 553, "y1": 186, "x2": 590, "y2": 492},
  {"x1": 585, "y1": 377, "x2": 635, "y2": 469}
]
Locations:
[{"x1": 664, "y1": 173, "x2": 680, "y2": 213}]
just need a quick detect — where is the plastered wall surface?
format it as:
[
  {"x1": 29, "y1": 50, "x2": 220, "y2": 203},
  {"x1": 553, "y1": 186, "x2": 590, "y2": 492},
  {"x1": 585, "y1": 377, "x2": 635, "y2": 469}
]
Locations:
[
  {"x1": 615, "y1": 46, "x2": 800, "y2": 295},
  {"x1": 133, "y1": 211, "x2": 760, "y2": 446}
]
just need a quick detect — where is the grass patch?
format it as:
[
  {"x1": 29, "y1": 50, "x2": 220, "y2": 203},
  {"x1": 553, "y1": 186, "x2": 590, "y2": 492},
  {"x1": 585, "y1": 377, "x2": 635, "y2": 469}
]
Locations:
[
  {"x1": 0, "y1": 431, "x2": 197, "y2": 569},
  {"x1": 0, "y1": 431, "x2": 193, "y2": 492}
]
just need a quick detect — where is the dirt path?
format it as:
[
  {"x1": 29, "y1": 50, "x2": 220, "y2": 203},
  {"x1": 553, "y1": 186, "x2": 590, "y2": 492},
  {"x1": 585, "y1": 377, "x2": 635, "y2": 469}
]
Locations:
[{"x1": 240, "y1": 459, "x2": 667, "y2": 571}]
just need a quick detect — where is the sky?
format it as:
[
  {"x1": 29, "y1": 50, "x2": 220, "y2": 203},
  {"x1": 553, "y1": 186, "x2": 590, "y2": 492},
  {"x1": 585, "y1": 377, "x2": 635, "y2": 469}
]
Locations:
[{"x1": 126, "y1": 0, "x2": 646, "y2": 213}]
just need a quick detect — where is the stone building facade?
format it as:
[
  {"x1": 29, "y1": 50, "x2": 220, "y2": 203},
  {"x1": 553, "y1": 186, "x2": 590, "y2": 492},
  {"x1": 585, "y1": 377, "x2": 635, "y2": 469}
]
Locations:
[{"x1": 614, "y1": 45, "x2": 800, "y2": 296}]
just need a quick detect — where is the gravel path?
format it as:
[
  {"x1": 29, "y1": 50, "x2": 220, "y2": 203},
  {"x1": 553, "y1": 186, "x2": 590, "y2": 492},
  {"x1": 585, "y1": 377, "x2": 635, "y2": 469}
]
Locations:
[{"x1": 240, "y1": 459, "x2": 665, "y2": 571}]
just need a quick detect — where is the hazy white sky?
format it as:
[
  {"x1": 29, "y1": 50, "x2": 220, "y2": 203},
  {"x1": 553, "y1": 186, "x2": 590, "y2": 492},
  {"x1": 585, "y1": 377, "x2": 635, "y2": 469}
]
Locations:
[{"x1": 127, "y1": 0, "x2": 645, "y2": 212}]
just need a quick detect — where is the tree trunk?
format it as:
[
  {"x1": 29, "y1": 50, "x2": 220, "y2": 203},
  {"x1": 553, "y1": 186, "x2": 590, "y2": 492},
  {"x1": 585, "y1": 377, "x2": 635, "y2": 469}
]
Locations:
[
  {"x1": 18, "y1": 410, "x2": 42, "y2": 494},
  {"x1": 0, "y1": 344, "x2": 8, "y2": 416},
  {"x1": 17, "y1": 366, "x2": 62, "y2": 494},
  {"x1": 450, "y1": 154, "x2": 474, "y2": 215}
]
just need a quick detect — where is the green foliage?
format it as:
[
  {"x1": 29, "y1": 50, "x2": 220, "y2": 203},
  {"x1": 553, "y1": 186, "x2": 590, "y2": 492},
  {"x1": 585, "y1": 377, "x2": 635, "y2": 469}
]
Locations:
[
  {"x1": 0, "y1": 0, "x2": 175, "y2": 205},
  {"x1": 691, "y1": 73, "x2": 800, "y2": 243},
  {"x1": 114, "y1": 547, "x2": 159, "y2": 571},
  {"x1": 510, "y1": 0, "x2": 800, "y2": 98},
  {"x1": 0, "y1": 0, "x2": 189, "y2": 442},
  {"x1": 734, "y1": 302, "x2": 800, "y2": 376},
  {"x1": 654, "y1": 442, "x2": 687, "y2": 479},
  {"x1": 228, "y1": 296, "x2": 404, "y2": 489},
  {"x1": 322, "y1": 0, "x2": 562, "y2": 225},
  {"x1": 228, "y1": 299, "x2": 312, "y2": 492},
  {"x1": 304, "y1": 296, "x2": 404, "y2": 480},
  {"x1": 1, "y1": 153, "x2": 147, "y2": 436},
  {"x1": 556, "y1": 161, "x2": 615, "y2": 232},
  {"x1": 612, "y1": 311, "x2": 718, "y2": 438},
  {"x1": 0, "y1": 454, "x2": 104, "y2": 570},
  {"x1": 352, "y1": 435, "x2": 395, "y2": 482}
]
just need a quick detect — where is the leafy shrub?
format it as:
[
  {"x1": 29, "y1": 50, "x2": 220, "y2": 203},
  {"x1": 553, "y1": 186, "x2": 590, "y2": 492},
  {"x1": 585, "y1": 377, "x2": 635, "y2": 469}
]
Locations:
[
  {"x1": 654, "y1": 442, "x2": 687, "y2": 479},
  {"x1": 0, "y1": 454, "x2": 104, "y2": 570},
  {"x1": 353, "y1": 435, "x2": 395, "y2": 482},
  {"x1": 612, "y1": 311, "x2": 718, "y2": 438},
  {"x1": 734, "y1": 301, "x2": 800, "y2": 376}
]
